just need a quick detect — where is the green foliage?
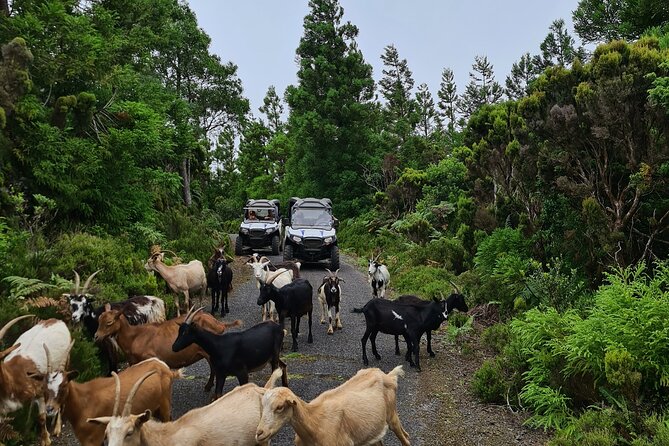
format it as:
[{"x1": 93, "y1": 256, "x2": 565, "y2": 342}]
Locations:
[
  {"x1": 1, "y1": 274, "x2": 69, "y2": 300},
  {"x1": 393, "y1": 265, "x2": 456, "y2": 299},
  {"x1": 481, "y1": 322, "x2": 512, "y2": 354},
  {"x1": 472, "y1": 359, "x2": 507, "y2": 404}
]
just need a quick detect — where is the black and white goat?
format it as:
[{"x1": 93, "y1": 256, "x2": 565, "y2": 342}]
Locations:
[
  {"x1": 207, "y1": 257, "x2": 233, "y2": 316},
  {"x1": 66, "y1": 271, "x2": 166, "y2": 375},
  {"x1": 257, "y1": 279, "x2": 313, "y2": 352},
  {"x1": 353, "y1": 298, "x2": 448, "y2": 371},
  {"x1": 393, "y1": 291, "x2": 468, "y2": 358},
  {"x1": 368, "y1": 256, "x2": 390, "y2": 298},
  {"x1": 317, "y1": 268, "x2": 344, "y2": 335}
]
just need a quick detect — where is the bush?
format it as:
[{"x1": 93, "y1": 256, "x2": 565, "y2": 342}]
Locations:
[
  {"x1": 472, "y1": 359, "x2": 507, "y2": 404},
  {"x1": 481, "y1": 322, "x2": 512, "y2": 354},
  {"x1": 393, "y1": 266, "x2": 456, "y2": 298}
]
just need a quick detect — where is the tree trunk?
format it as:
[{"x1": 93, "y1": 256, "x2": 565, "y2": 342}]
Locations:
[
  {"x1": 1, "y1": 0, "x2": 9, "y2": 16},
  {"x1": 181, "y1": 158, "x2": 192, "y2": 207}
]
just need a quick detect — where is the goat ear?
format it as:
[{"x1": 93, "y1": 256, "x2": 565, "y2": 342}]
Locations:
[
  {"x1": 432, "y1": 297, "x2": 440, "y2": 303},
  {"x1": 287, "y1": 397, "x2": 297, "y2": 407},
  {"x1": 87, "y1": 416, "x2": 112, "y2": 426},
  {"x1": 66, "y1": 370, "x2": 79, "y2": 380},
  {"x1": 137, "y1": 409, "x2": 151, "y2": 425},
  {"x1": 104, "y1": 303, "x2": 111, "y2": 312},
  {"x1": 0, "y1": 343, "x2": 21, "y2": 360}
]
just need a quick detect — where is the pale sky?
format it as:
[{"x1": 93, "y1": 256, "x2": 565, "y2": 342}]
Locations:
[{"x1": 186, "y1": 1, "x2": 582, "y2": 117}]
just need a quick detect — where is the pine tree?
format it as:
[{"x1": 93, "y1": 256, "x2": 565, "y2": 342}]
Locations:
[
  {"x1": 505, "y1": 53, "x2": 540, "y2": 100},
  {"x1": 415, "y1": 83, "x2": 439, "y2": 137},
  {"x1": 284, "y1": 0, "x2": 376, "y2": 215},
  {"x1": 379, "y1": 44, "x2": 415, "y2": 120},
  {"x1": 437, "y1": 67, "x2": 458, "y2": 132},
  {"x1": 457, "y1": 55, "x2": 503, "y2": 120},
  {"x1": 259, "y1": 85, "x2": 284, "y2": 134},
  {"x1": 533, "y1": 19, "x2": 587, "y2": 69}
]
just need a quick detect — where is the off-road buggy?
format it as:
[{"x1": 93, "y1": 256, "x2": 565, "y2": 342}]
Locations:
[
  {"x1": 283, "y1": 197, "x2": 339, "y2": 269},
  {"x1": 235, "y1": 199, "x2": 282, "y2": 255}
]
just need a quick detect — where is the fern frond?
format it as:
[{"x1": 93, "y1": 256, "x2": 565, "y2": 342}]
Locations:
[
  {"x1": 20, "y1": 296, "x2": 61, "y2": 311},
  {"x1": 0, "y1": 417, "x2": 19, "y2": 441},
  {"x1": 2, "y1": 276, "x2": 55, "y2": 299}
]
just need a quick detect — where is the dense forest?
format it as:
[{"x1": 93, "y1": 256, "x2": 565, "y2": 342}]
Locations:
[{"x1": 1, "y1": 0, "x2": 669, "y2": 444}]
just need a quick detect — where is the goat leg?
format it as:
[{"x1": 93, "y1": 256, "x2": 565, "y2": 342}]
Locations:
[
  {"x1": 204, "y1": 357, "x2": 215, "y2": 392},
  {"x1": 370, "y1": 331, "x2": 381, "y2": 360},
  {"x1": 394, "y1": 335, "x2": 401, "y2": 355},
  {"x1": 223, "y1": 291, "x2": 229, "y2": 315},
  {"x1": 307, "y1": 311, "x2": 313, "y2": 344},
  {"x1": 426, "y1": 330, "x2": 435, "y2": 357},
  {"x1": 335, "y1": 304, "x2": 342, "y2": 330},
  {"x1": 361, "y1": 328, "x2": 372, "y2": 366}
]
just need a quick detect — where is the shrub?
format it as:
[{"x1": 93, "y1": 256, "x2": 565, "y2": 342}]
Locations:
[
  {"x1": 472, "y1": 359, "x2": 507, "y2": 404},
  {"x1": 481, "y1": 322, "x2": 512, "y2": 354},
  {"x1": 393, "y1": 265, "x2": 455, "y2": 298}
]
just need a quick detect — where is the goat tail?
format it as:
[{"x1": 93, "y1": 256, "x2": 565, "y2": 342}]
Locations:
[
  {"x1": 351, "y1": 307, "x2": 364, "y2": 314},
  {"x1": 388, "y1": 365, "x2": 405, "y2": 379}
]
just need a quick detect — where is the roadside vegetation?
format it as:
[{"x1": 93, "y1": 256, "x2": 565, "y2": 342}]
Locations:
[{"x1": 1, "y1": 0, "x2": 668, "y2": 444}]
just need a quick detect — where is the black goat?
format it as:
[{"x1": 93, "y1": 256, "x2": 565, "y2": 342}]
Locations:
[
  {"x1": 353, "y1": 298, "x2": 447, "y2": 371},
  {"x1": 68, "y1": 294, "x2": 166, "y2": 375},
  {"x1": 207, "y1": 257, "x2": 233, "y2": 316},
  {"x1": 172, "y1": 307, "x2": 288, "y2": 399},
  {"x1": 317, "y1": 268, "x2": 344, "y2": 334},
  {"x1": 257, "y1": 278, "x2": 313, "y2": 351},
  {"x1": 393, "y1": 293, "x2": 468, "y2": 358}
]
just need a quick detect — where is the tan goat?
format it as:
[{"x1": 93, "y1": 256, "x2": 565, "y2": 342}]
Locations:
[
  {"x1": 44, "y1": 358, "x2": 178, "y2": 446},
  {"x1": 256, "y1": 366, "x2": 410, "y2": 446},
  {"x1": 89, "y1": 368, "x2": 284, "y2": 446},
  {"x1": 144, "y1": 252, "x2": 207, "y2": 316},
  {"x1": 94, "y1": 306, "x2": 240, "y2": 391}
]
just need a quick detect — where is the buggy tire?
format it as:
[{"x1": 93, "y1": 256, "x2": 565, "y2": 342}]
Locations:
[
  {"x1": 283, "y1": 244, "x2": 294, "y2": 261},
  {"x1": 330, "y1": 245, "x2": 340, "y2": 270},
  {"x1": 271, "y1": 235, "x2": 280, "y2": 255},
  {"x1": 235, "y1": 236, "x2": 244, "y2": 256}
]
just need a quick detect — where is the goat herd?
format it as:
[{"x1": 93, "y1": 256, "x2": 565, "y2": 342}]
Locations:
[{"x1": 0, "y1": 249, "x2": 469, "y2": 446}]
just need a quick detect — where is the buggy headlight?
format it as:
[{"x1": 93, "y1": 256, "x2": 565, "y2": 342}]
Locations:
[
  {"x1": 324, "y1": 236, "x2": 333, "y2": 244},
  {"x1": 265, "y1": 228, "x2": 274, "y2": 234},
  {"x1": 241, "y1": 228, "x2": 249, "y2": 234},
  {"x1": 291, "y1": 235, "x2": 302, "y2": 243}
]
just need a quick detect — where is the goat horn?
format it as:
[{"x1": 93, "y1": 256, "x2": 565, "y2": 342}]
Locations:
[
  {"x1": 64, "y1": 340, "x2": 75, "y2": 370},
  {"x1": 325, "y1": 268, "x2": 333, "y2": 276},
  {"x1": 0, "y1": 314, "x2": 34, "y2": 342},
  {"x1": 81, "y1": 270, "x2": 102, "y2": 295},
  {"x1": 335, "y1": 268, "x2": 340, "y2": 276},
  {"x1": 184, "y1": 306, "x2": 195, "y2": 324},
  {"x1": 44, "y1": 344, "x2": 53, "y2": 375},
  {"x1": 160, "y1": 249, "x2": 179, "y2": 258},
  {"x1": 122, "y1": 370, "x2": 157, "y2": 417},
  {"x1": 189, "y1": 307, "x2": 205, "y2": 324},
  {"x1": 448, "y1": 280, "x2": 461, "y2": 294},
  {"x1": 111, "y1": 372, "x2": 121, "y2": 417},
  {"x1": 72, "y1": 271, "x2": 81, "y2": 294}
]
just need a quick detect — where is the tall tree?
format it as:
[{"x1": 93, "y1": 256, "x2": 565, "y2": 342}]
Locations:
[
  {"x1": 259, "y1": 85, "x2": 284, "y2": 134},
  {"x1": 437, "y1": 67, "x2": 458, "y2": 132},
  {"x1": 573, "y1": 0, "x2": 669, "y2": 44},
  {"x1": 284, "y1": 0, "x2": 376, "y2": 216},
  {"x1": 379, "y1": 44, "x2": 415, "y2": 121},
  {"x1": 505, "y1": 53, "x2": 540, "y2": 100},
  {"x1": 457, "y1": 55, "x2": 503, "y2": 120},
  {"x1": 534, "y1": 19, "x2": 587, "y2": 69},
  {"x1": 414, "y1": 83, "x2": 439, "y2": 137}
]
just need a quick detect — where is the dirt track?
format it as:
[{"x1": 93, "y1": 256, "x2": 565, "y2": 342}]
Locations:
[{"x1": 50, "y1": 251, "x2": 548, "y2": 445}]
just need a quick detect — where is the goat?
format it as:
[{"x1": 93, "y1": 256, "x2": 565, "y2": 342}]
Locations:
[
  {"x1": 317, "y1": 268, "x2": 344, "y2": 335},
  {"x1": 207, "y1": 257, "x2": 233, "y2": 316},
  {"x1": 144, "y1": 252, "x2": 206, "y2": 316},
  {"x1": 353, "y1": 298, "x2": 448, "y2": 372},
  {"x1": 246, "y1": 254, "x2": 295, "y2": 322},
  {"x1": 95, "y1": 306, "x2": 240, "y2": 392},
  {"x1": 67, "y1": 272, "x2": 166, "y2": 376},
  {"x1": 0, "y1": 315, "x2": 71, "y2": 446},
  {"x1": 172, "y1": 307, "x2": 288, "y2": 399},
  {"x1": 393, "y1": 292, "x2": 468, "y2": 358},
  {"x1": 368, "y1": 256, "x2": 390, "y2": 298},
  {"x1": 90, "y1": 366, "x2": 284, "y2": 446},
  {"x1": 256, "y1": 366, "x2": 410, "y2": 446},
  {"x1": 257, "y1": 279, "x2": 313, "y2": 352},
  {"x1": 44, "y1": 358, "x2": 177, "y2": 446}
]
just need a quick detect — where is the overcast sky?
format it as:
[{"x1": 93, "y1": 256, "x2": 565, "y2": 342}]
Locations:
[{"x1": 186, "y1": 0, "x2": 582, "y2": 117}]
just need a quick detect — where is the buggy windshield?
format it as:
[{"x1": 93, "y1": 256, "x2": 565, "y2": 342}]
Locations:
[
  {"x1": 245, "y1": 207, "x2": 276, "y2": 222},
  {"x1": 291, "y1": 208, "x2": 332, "y2": 228}
]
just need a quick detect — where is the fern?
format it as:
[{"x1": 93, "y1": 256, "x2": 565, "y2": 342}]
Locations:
[
  {"x1": 20, "y1": 296, "x2": 62, "y2": 311},
  {"x1": 0, "y1": 417, "x2": 19, "y2": 442},
  {"x1": 2, "y1": 274, "x2": 71, "y2": 300}
]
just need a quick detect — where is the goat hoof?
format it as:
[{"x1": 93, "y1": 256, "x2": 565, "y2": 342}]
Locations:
[
  {"x1": 327, "y1": 329, "x2": 333, "y2": 335},
  {"x1": 373, "y1": 354, "x2": 381, "y2": 360},
  {"x1": 363, "y1": 359, "x2": 369, "y2": 366},
  {"x1": 395, "y1": 351, "x2": 401, "y2": 356},
  {"x1": 308, "y1": 335, "x2": 313, "y2": 343},
  {"x1": 320, "y1": 320, "x2": 326, "y2": 324}
]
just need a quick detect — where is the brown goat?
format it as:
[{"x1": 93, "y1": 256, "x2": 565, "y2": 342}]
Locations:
[
  {"x1": 94, "y1": 306, "x2": 241, "y2": 391},
  {"x1": 44, "y1": 358, "x2": 178, "y2": 446}
]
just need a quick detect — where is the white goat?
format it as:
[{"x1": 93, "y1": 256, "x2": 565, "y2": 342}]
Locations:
[
  {"x1": 246, "y1": 255, "x2": 294, "y2": 322},
  {"x1": 91, "y1": 367, "x2": 284, "y2": 446},
  {"x1": 368, "y1": 256, "x2": 390, "y2": 298},
  {"x1": 144, "y1": 252, "x2": 206, "y2": 316},
  {"x1": 256, "y1": 366, "x2": 410, "y2": 446},
  {"x1": 0, "y1": 315, "x2": 72, "y2": 446}
]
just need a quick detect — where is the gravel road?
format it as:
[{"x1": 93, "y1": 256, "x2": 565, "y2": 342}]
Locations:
[{"x1": 49, "y1": 249, "x2": 547, "y2": 446}]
